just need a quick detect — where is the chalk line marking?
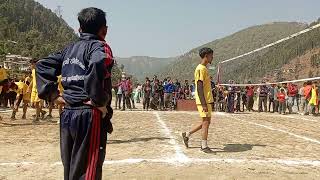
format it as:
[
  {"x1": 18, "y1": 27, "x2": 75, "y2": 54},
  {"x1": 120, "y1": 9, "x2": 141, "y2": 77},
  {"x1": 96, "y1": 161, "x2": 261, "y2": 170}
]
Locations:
[
  {"x1": 153, "y1": 112, "x2": 190, "y2": 163},
  {"x1": 231, "y1": 112, "x2": 319, "y2": 123},
  {"x1": 229, "y1": 115, "x2": 320, "y2": 145},
  {"x1": 1, "y1": 158, "x2": 320, "y2": 167},
  {"x1": 267, "y1": 114, "x2": 318, "y2": 122},
  {"x1": 287, "y1": 115, "x2": 318, "y2": 122}
]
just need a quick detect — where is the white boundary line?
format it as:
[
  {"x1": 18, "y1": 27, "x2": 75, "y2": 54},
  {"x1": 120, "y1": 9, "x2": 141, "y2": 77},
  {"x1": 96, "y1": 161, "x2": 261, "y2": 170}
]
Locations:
[
  {"x1": 284, "y1": 115, "x2": 318, "y2": 122},
  {"x1": 235, "y1": 113, "x2": 319, "y2": 123},
  {"x1": 228, "y1": 115, "x2": 320, "y2": 145},
  {"x1": 153, "y1": 112, "x2": 190, "y2": 163},
  {"x1": 1, "y1": 158, "x2": 320, "y2": 167}
]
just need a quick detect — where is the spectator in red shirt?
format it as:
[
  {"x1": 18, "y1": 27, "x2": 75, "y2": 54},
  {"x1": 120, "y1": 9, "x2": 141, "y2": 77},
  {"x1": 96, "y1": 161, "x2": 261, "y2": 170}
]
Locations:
[
  {"x1": 277, "y1": 88, "x2": 287, "y2": 115},
  {"x1": 127, "y1": 77, "x2": 136, "y2": 109},
  {"x1": 287, "y1": 83, "x2": 298, "y2": 114},
  {"x1": 246, "y1": 81, "x2": 255, "y2": 112}
]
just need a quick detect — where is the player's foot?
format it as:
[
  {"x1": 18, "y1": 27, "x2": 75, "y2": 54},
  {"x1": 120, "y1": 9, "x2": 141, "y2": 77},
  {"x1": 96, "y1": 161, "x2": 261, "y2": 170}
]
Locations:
[
  {"x1": 33, "y1": 119, "x2": 40, "y2": 124},
  {"x1": 46, "y1": 115, "x2": 53, "y2": 119},
  {"x1": 10, "y1": 114, "x2": 16, "y2": 120},
  {"x1": 41, "y1": 111, "x2": 47, "y2": 120},
  {"x1": 201, "y1": 147, "x2": 215, "y2": 154},
  {"x1": 181, "y1": 132, "x2": 189, "y2": 148},
  {"x1": 22, "y1": 115, "x2": 26, "y2": 119}
]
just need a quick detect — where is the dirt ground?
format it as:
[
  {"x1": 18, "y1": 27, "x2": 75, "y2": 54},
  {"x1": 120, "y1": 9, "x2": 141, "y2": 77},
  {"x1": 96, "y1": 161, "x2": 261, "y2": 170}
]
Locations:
[{"x1": 0, "y1": 104, "x2": 320, "y2": 180}]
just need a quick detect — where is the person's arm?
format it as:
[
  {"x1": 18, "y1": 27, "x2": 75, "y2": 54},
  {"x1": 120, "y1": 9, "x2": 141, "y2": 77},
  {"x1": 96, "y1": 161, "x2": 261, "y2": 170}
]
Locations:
[
  {"x1": 197, "y1": 80, "x2": 207, "y2": 111},
  {"x1": 84, "y1": 44, "x2": 109, "y2": 108},
  {"x1": 36, "y1": 51, "x2": 63, "y2": 103},
  {"x1": 27, "y1": 80, "x2": 33, "y2": 93}
]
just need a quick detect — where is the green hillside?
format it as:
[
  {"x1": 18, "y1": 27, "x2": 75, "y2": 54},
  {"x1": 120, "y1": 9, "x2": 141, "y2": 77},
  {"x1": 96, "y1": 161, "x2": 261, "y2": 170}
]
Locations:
[
  {"x1": 158, "y1": 22, "x2": 309, "y2": 82},
  {"x1": 116, "y1": 56, "x2": 175, "y2": 80},
  {"x1": 0, "y1": 0, "x2": 77, "y2": 59}
]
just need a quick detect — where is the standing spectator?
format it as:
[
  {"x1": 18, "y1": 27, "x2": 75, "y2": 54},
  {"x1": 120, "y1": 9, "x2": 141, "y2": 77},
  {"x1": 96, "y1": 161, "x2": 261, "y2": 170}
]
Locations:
[
  {"x1": 120, "y1": 77, "x2": 129, "y2": 111},
  {"x1": 295, "y1": 84, "x2": 300, "y2": 112},
  {"x1": 190, "y1": 80, "x2": 195, "y2": 99},
  {"x1": 136, "y1": 83, "x2": 142, "y2": 103},
  {"x1": 277, "y1": 88, "x2": 287, "y2": 115},
  {"x1": 116, "y1": 80, "x2": 123, "y2": 110},
  {"x1": 308, "y1": 81, "x2": 319, "y2": 115},
  {"x1": 127, "y1": 77, "x2": 136, "y2": 109},
  {"x1": 151, "y1": 79, "x2": 161, "y2": 110},
  {"x1": 246, "y1": 83, "x2": 255, "y2": 112},
  {"x1": 241, "y1": 88, "x2": 247, "y2": 112},
  {"x1": 235, "y1": 86, "x2": 241, "y2": 112},
  {"x1": 113, "y1": 79, "x2": 120, "y2": 110},
  {"x1": 158, "y1": 81, "x2": 165, "y2": 110},
  {"x1": 287, "y1": 83, "x2": 298, "y2": 114},
  {"x1": 258, "y1": 83, "x2": 268, "y2": 112},
  {"x1": 164, "y1": 80, "x2": 175, "y2": 109},
  {"x1": 226, "y1": 81, "x2": 235, "y2": 113},
  {"x1": 268, "y1": 84, "x2": 275, "y2": 112},
  {"x1": 36, "y1": 7, "x2": 114, "y2": 179},
  {"x1": 299, "y1": 82, "x2": 307, "y2": 115},
  {"x1": 183, "y1": 80, "x2": 191, "y2": 99},
  {"x1": 273, "y1": 84, "x2": 279, "y2": 113},
  {"x1": 303, "y1": 81, "x2": 312, "y2": 115},
  {"x1": 143, "y1": 80, "x2": 152, "y2": 110}
]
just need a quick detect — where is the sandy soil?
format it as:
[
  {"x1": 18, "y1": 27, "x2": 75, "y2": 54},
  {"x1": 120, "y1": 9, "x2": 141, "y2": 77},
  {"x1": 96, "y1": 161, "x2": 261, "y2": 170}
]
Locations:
[{"x1": 0, "y1": 105, "x2": 319, "y2": 180}]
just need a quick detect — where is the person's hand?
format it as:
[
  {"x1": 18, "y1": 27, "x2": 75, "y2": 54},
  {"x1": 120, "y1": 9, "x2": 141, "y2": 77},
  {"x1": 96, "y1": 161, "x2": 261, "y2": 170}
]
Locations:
[
  {"x1": 202, "y1": 105, "x2": 208, "y2": 112},
  {"x1": 54, "y1": 96, "x2": 66, "y2": 105},
  {"x1": 97, "y1": 106, "x2": 108, "y2": 118},
  {"x1": 84, "y1": 101, "x2": 108, "y2": 118}
]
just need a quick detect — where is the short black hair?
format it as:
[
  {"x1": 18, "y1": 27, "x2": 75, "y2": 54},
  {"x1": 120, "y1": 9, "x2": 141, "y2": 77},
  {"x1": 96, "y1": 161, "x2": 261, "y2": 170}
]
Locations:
[
  {"x1": 78, "y1": 7, "x2": 106, "y2": 34},
  {"x1": 199, "y1": 47, "x2": 213, "y2": 59},
  {"x1": 30, "y1": 59, "x2": 37, "y2": 64}
]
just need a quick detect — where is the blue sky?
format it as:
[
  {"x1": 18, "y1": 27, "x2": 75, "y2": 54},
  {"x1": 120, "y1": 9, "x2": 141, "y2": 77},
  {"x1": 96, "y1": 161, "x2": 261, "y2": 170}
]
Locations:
[{"x1": 35, "y1": 0, "x2": 320, "y2": 58}]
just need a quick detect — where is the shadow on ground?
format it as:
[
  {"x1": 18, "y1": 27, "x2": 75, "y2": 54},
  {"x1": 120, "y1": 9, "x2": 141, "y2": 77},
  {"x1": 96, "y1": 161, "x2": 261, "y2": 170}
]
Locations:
[
  {"x1": 189, "y1": 144, "x2": 266, "y2": 153},
  {"x1": 107, "y1": 137, "x2": 170, "y2": 144}
]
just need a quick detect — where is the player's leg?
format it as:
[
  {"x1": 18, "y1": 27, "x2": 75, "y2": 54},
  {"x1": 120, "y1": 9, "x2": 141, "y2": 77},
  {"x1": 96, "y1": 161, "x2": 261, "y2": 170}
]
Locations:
[
  {"x1": 39, "y1": 100, "x2": 47, "y2": 119},
  {"x1": 11, "y1": 94, "x2": 23, "y2": 120},
  {"x1": 22, "y1": 100, "x2": 28, "y2": 119},
  {"x1": 46, "y1": 102, "x2": 53, "y2": 120},
  {"x1": 34, "y1": 102, "x2": 40, "y2": 122},
  {"x1": 146, "y1": 97, "x2": 150, "y2": 110},
  {"x1": 201, "y1": 117, "x2": 211, "y2": 149}
]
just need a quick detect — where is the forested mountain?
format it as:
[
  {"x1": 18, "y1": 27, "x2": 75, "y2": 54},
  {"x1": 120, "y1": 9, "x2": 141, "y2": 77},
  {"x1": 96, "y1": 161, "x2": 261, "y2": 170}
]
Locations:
[
  {"x1": 116, "y1": 56, "x2": 175, "y2": 81},
  {"x1": 0, "y1": 0, "x2": 122, "y2": 83},
  {"x1": 157, "y1": 22, "x2": 317, "y2": 83},
  {"x1": 0, "y1": 0, "x2": 77, "y2": 59}
]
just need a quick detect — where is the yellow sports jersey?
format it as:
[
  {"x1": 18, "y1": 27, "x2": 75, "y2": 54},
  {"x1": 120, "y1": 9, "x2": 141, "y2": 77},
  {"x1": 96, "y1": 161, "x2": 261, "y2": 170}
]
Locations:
[
  {"x1": 57, "y1": 75, "x2": 64, "y2": 94},
  {"x1": 31, "y1": 69, "x2": 37, "y2": 93},
  {"x1": 309, "y1": 88, "x2": 318, "y2": 105},
  {"x1": 15, "y1": 81, "x2": 28, "y2": 95},
  {"x1": 194, "y1": 64, "x2": 213, "y2": 105},
  {"x1": 15, "y1": 81, "x2": 30, "y2": 101},
  {"x1": 0, "y1": 68, "x2": 8, "y2": 82}
]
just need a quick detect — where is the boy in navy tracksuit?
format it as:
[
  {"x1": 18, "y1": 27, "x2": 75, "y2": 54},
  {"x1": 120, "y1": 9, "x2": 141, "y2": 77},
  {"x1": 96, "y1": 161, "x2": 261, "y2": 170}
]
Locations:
[{"x1": 36, "y1": 8, "x2": 113, "y2": 180}]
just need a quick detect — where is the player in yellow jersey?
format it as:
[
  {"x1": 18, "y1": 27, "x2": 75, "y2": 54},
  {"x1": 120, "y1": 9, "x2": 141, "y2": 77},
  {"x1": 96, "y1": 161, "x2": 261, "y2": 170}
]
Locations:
[
  {"x1": 182, "y1": 47, "x2": 214, "y2": 153},
  {"x1": 28, "y1": 59, "x2": 46, "y2": 123},
  {"x1": 11, "y1": 75, "x2": 31, "y2": 120},
  {"x1": 46, "y1": 75, "x2": 64, "y2": 120},
  {"x1": 0, "y1": 66, "x2": 8, "y2": 83}
]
